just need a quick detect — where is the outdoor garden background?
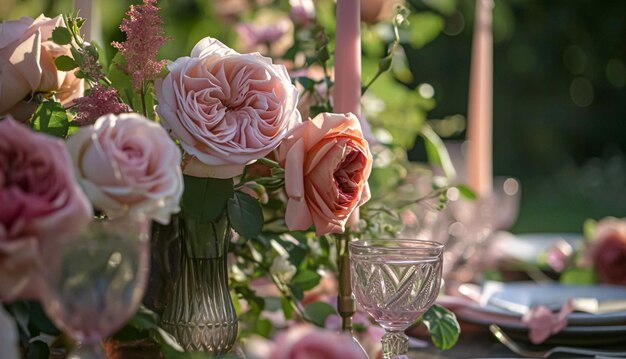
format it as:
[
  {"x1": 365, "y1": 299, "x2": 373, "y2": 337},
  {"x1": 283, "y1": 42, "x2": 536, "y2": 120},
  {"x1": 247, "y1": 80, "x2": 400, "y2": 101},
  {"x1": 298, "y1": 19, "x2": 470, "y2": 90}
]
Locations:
[{"x1": 3, "y1": 0, "x2": 626, "y2": 271}]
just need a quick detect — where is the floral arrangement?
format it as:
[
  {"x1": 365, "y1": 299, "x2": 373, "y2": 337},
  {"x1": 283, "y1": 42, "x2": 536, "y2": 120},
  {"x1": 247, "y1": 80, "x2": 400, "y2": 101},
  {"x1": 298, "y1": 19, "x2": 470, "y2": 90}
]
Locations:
[
  {"x1": 0, "y1": 0, "x2": 461, "y2": 357},
  {"x1": 543, "y1": 216, "x2": 626, "y2": 286}
]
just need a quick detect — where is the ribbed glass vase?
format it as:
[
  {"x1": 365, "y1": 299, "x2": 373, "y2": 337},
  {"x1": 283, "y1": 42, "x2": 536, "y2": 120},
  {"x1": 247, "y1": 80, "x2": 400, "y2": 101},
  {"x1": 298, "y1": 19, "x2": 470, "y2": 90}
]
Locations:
[{"x1": 160, "y1": 214, "x2": 238, "y2": 355}]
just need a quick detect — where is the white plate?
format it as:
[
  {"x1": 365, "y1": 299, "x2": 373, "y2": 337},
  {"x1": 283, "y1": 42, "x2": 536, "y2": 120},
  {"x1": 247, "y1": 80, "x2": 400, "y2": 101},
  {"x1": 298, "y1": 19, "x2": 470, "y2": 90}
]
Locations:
[
  {"x1": 453, "y1": 305, "x2": 626, "y2": 345},
  {"x1": 479, "y1": 281, "x2": 626, "y2": 326},
  {"x1": 444, "y1": 281, "x2": 626, "y2": 345}
]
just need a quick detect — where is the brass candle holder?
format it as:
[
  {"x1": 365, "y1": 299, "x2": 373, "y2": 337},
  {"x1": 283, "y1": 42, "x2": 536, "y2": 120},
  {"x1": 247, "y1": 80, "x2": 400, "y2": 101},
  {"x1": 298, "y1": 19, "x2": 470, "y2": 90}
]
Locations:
[{"x1": 337, "y1": 234, "x2": 356, "y2": 332}]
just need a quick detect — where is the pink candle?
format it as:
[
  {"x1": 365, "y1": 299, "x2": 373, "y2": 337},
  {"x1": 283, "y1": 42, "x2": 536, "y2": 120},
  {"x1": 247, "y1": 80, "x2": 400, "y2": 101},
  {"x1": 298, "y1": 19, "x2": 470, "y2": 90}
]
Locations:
[
  {"x1": 333, "y1": 0, "x2": 361, "y2": 119},
  {"x1": 75, "y1": 0, "x2": 93, "y2": 39},
  {"x1": 466, "y1": 0, "x2": 494, "y2": 197}
]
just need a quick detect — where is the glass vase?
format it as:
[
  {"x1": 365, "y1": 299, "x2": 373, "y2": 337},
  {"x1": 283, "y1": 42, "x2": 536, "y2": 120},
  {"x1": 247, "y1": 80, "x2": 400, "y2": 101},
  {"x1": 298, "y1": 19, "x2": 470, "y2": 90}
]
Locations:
[{"x1": 160, "y1": 214, "x2": 238, "y2": 355}]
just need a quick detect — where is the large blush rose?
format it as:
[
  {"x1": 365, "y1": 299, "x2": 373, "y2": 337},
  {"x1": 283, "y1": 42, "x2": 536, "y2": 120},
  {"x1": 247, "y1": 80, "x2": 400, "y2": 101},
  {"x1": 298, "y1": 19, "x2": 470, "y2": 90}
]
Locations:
[
  {"x1": 155, "y1": 37, "x2": 300, "y2": 179},
  {"x1": 0, "y1": 15, "x2": 84, "y2": 122},
  {"x1": 586, "y1": 217, "x2": 626, "y2": 285},
  {"x1": 0, "y1": 117, "x2": 92, "y2": 301},
  {"x1": 277, "y1": 112, "x2": 372, "y2": 235},
  {"x1": 66, "y1": 113, "x2": 183, "y2": 224},
  {"x1": 270, "y1": 324, "x2": 366, "y2": 359}
]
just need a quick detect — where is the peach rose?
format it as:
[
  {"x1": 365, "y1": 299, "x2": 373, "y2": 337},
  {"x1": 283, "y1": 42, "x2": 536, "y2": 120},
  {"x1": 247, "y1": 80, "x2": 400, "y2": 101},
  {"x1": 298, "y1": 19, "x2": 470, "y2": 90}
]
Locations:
[
  {"x1": 0, "y1": 117, "x2": 92, "y2": 301},
  {"x1": 361, "y1": 0, "x2": 403, "y2": 24},
  {"x1": 277, "y1": 112, "x2": 372, "y2": 235},
  {"x1": 0, "y1": 15, "x2": 84, "y2": 122},
  {"x1": 587, "y1": 217, "x2": 626, "y2": 285},
  {"x1": 271, "y1": 324, "x2": 366, "y2": 359},
  {"x1": 66, "y1": 113, "x2": 183, "y2": 224},
  {"x1": 155, "y1": 37, "x2": 300, "y2": 179}
]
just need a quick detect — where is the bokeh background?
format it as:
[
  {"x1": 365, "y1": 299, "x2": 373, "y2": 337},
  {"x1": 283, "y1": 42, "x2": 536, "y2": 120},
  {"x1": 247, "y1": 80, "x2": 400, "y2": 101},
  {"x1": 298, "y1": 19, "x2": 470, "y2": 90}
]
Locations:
[{"x1": 3, "y1": 0, "x2": 625, "y2": 233}]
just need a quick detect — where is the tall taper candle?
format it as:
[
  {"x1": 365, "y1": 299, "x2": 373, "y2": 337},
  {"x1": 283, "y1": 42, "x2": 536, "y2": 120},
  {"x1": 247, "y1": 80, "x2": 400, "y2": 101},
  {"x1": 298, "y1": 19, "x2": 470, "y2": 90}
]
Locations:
[
  {"x1": 466, "y1": 0, "x2": 494, "y2": 197},
  {"x1": 333, "y1": 0, "x2": 361, "y2": 118},
  {"x1": 75, "y1": 0, "x2": 101, "y2": 43},
  {"x1": 334, "y1": 0, "x2": 360, "y2": 335}
]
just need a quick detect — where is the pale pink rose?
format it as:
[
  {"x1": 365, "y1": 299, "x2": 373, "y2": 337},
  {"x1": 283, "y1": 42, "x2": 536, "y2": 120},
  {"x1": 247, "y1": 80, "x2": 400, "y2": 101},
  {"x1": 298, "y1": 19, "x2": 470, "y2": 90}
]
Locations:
[
  {"x1": 66, "y1": 113, "x2": 183, "y2": 224},
  {"x1": 0, "y1": 15, "x2": 84, "y2": 122},
  {"x1": 522, "y1": 299, "x2": 573, "y2": 344},
  {"x1": 271, "y1": 324, "x2": 366, "y2": 359},
  {"x1": 277, "y1": 112, "x2": 372, "y2": 235},
  {"x1": 155, "y1": 37, "x2": 300, "y2": 179},
  {"x1": 289, "y1": 0, "x2": 316, "y2": 27},
  {"x1": 236, "y1": 19, "x2": 290, "y2": 49},
  {"x1": 586, "y1": 217, "x2": 626, "y2": 285},
  {"x1": 0, "y1": 117, "x2": 92, "y2": 301}
]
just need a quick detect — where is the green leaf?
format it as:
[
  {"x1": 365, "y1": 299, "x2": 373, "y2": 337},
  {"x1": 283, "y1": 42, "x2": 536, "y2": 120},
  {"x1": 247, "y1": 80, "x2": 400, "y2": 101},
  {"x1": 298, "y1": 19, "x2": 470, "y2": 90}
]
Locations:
[
  {"x1": 127, "y1": 305, "x2": 159, "y2": 330},
  {"x1": 290, "y1": 270, "x2": 321, "y2": 291},
  {"x1": 27, "y1": 301, "x2": 59, "y2": 336},
  {"x1": 408, "y1": 12, "x2": 444, "y2": 48},
  {"x1": 27, "y1": 340, "x2": 49, "y2": 359},
  {"x1": 296, "y1": 77, "x2": 316, "y2": 91},
  {"x1": 583, "y1": 218, "x2": 597, "y2": 240},
  {"x1": 227, "y1": 191, "x2": 263, "y2": 238},
  {"x1": 51, "y1": 26, "x2": 72, "y2": 45},
  {"x1": 255, "y1": 318, "x2": 273, "y2": 338},
  {"x1": 181, "y1": 175, "x2": 233, "y2": 222},
  {"x1": 455, "y1": 184, "x2": 477, "y2": 200},
  {"x1": 304, "y1": 301, "x2": 337, "y2": 327},
  {"x1": 420, "y1": 124, "x2": 456, "y2": 180},
  {"x1": 421, "y1": 304, "x2": 460, "y2": 350},
  {"x1": 560, "y1": 267, "x2": 597, "y2": 285},
  {"x1": 281, "y1": 296, "x2": 293, "y2": 320},
  {"x1": 55, "y1": 55, "x2": 78, "y2": 71},
  {"x1": 31, "y1": 100, "x2": 69, "y2": 138}
]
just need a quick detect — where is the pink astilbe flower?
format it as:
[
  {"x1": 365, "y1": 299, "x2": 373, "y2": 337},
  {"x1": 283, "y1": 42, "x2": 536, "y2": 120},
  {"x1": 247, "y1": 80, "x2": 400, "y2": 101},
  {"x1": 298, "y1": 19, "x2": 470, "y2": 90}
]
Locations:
[
  {"x1": 73, "y1": 85, "x2": 130, "y2": 125},
  {"x1": 111, "y1": 0, "x2": 169, "y2": 90}
]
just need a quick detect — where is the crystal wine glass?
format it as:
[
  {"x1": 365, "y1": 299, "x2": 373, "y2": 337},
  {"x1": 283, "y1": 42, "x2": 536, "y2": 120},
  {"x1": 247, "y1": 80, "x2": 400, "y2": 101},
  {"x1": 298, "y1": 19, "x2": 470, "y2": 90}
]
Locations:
[
  {"x1": 349, "y1": 239, "x2": 444, "y2": 359},
  {"x1": 42, "y1": 215, "x2": 150, "y2": 359}
]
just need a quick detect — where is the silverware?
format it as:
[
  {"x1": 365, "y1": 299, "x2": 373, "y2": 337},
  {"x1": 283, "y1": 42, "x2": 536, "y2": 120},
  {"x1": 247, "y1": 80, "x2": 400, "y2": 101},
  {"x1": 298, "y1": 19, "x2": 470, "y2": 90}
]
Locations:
[{"x1": 489, "y1": 324, "x2": 626, "y2": 358}]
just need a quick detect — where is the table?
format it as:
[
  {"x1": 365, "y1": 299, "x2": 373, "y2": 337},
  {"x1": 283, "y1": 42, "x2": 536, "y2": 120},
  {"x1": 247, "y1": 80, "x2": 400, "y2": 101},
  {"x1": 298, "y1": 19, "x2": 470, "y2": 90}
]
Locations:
[
  {"x1": 408, "y1": 319, "x2": 626, "y2": 358},
  {"x1": 408, "y1": 321, "x2": 520, "y2": 358}
]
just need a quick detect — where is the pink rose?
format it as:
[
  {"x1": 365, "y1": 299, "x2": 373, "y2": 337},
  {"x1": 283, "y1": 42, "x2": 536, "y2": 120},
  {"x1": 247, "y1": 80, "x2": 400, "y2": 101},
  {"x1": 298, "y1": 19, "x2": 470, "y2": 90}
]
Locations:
[
  {"x1": 289, "y1": 0, "x2": 316, "y2": 27},
  {"x1": 0, "y1": 117, "x2": 92, "y2": 301},
  {"x1": 155, "y1": 37, "x2": 300, "y2": 179},
  {"x1": 0, "y1": 15, "x2": 84, "y2": 122},
  {"x1": 271, "y1": 324, "x2": 366, "y2": 359},
  {"x1": 587, "y1": 217, "x2": 626, "y2": 285},
  {"x1": 236, "y1": 19, "x2": 291, "y2": 50},
  {"x1": 277, "y1": 112, "x2": 372, "y2": 235},
  {"x1": 66, "y1": 113, "x2": 183, "y2": 224}
]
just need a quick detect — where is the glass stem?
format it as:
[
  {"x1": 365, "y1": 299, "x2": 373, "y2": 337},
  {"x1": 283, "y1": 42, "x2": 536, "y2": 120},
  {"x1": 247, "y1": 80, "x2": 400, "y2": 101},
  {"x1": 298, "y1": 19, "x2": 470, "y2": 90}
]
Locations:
[
  {"x1": 381, "y1": 330, "x2": 409, "y2": 359},
  {"x1": 68, "y1": 341, "x2": 104, "y2": 359}
]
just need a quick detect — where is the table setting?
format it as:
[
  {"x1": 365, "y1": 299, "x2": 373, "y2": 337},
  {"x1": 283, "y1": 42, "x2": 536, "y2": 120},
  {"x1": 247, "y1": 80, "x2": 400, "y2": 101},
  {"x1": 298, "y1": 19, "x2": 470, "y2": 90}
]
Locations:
[{"x1": 1, "y1": 0, "x2": 626, "y2": 358}]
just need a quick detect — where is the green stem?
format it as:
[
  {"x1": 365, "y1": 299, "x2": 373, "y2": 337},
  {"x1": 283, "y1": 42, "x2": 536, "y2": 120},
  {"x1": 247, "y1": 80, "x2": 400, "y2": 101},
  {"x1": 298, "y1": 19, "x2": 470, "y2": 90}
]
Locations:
[
  {"x1": 257, "y1": 157, "x2": 280, "y2": 168},
  {"x1": 361, "y1": 69, "x2": 384, "y2": 96},
  {"x1": 236, "y1": 252, "x2": 311, "y2": 323},
  {"x1": 140, "y1": 83, "x2": 148, "y2": 118}
]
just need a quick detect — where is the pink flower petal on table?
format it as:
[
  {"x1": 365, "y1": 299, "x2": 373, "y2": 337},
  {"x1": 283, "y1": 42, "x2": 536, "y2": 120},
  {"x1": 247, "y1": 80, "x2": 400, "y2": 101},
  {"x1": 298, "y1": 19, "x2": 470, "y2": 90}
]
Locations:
[{"x1": 522, "y1": 299, "x2": 573, "y2": 344}]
